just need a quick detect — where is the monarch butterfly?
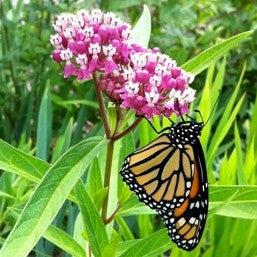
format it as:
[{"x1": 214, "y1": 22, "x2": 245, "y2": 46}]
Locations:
[{"x1": 120, "y1": 114, "x2": 208, "y2": 251}]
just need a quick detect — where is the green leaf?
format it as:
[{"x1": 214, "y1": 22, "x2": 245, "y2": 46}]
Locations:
[
  {"x1": 181, "y1": 31, "x2": 253, "y2": 75},
  {"x1": 6, "y1": 206, "x2": 86, "y2": 257},
  {"x1": 0, "y1": 139, "x2": 77, "y2": 202},
  {"x1": 119, "y1": 229, "x2": 172, "y2": 257},
  {"x1": 249, "y1": 95, "x2": 257, "y2": 144},
  {"x1": 102, "y1": 232, "x2": 120, "y2": 257},
  {"x1": 209, "y1": 185, "x2": 257, "y2": 219},
  {"x1": 52, "y1": 117, "x2": 73, "y2": 163},
  {"x1": 119, "y1": 186, "x2": 257, "y2": 219},
  {"x1": 93, "y1": 188, "x2": 108, "y2": 211},
  {"x1": 108, "y1": 0, "x2": 140, "y2": 9},
  {"x1": 0, "y1": 190, "x2": 15, "y2": 199},
  {"x1": 36, "y1": 86, "x2": 52, "y2": 161},
  {"x1": 43, "y1": 225, "x2": 87, "y2": 257},
  {"x1": 52, "y1": 94, "x2": 99, "y2": 109},
  {"x1": 116, "y1": 217, "x2": 134, "y2": 241},
  {"x1": 86, "y1": 157, "x2": 103, "y2": 198},
  {"x1": 207, "y1": 93, "x2": 245, "y2": 171},
  {"x1": 117, "y1": 240, "x2": 141, "y2": 257},
  {"x1": 128, "y1": 5, "x2": 151, "y2": 48},
  {"x1": 118, "y1": 194, "x2": 154, "y2": 217},
  {"x1": 74, "y1": 180, "x2": 108, "y2": 257},
  {"x1": 0, "y1": 137, "x2": 107, "y2": 257},
  {"x1": 199, "y1": 57, "x2": 226, "y2": 153},
  {"x1": 234, "y1": 123, "x2": 247, "y2": 185},
  {"x1": 0, "y1": 139, "x2": 49, "y2": 182},
  {"x1": 73, "y1": 212, "x2": 87, "y2": 253}
]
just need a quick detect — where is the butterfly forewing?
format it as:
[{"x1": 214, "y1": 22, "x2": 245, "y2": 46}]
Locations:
[{"x1": 120, "y1": 135, "x2": 195, "y2": 211}]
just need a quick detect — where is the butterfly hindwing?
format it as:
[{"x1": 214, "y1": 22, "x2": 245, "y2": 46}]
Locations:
[{"x1": 160, "y1": 140, "x2": 208, "y2": 251}]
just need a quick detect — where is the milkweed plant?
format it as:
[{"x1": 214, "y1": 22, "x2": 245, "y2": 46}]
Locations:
[{"x1": 0, "y1": 4, "x2": 255, "y2": 257}]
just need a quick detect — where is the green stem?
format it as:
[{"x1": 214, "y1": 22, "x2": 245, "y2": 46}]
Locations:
[
  {"x1": 112, "y1": 117, "x2": 143, "y2": 141},
  {"x1": 101, "y1": 140, "x2": 115, "y2": 222},
  {"x1": 93, "y1": 73, "x2": 111, "y2": 138}
]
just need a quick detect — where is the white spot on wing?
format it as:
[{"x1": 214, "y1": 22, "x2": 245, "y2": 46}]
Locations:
[
  {"x1": 189, "y1": 217, "x2": 196, "y2": 224},
  {"x1": 178, "y1": 218, "x2": 186, "y2": 227}
]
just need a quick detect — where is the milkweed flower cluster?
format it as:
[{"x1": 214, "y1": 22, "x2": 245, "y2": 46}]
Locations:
[
  {"x1": 99, "y1": 48, "x2": 195, "y2": 118},
  {"x1": 50, "y1": 9, "x2": 131, "y2": 80},
  {"x1": 50, "y1": 9, "x2": 196, "y2": 119}
]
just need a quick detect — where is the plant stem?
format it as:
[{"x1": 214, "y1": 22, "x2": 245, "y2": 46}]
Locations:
[
  {"x1": 101, "y1": 140, "x2": 114, "y2": 221},
  {"x1": 92, "y1": 75, "x2": 143, "y2": 224},
  {"x1": 93, "y1": 73, "x2": 111, "y2": 138},
  {"x1": 104, "y1": 204, "x2": 120, "y2": 225},
  {"x1": 112, "y1": 117, "x2": 143, "y2": 141}
]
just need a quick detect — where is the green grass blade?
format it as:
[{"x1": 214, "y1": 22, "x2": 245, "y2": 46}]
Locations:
[
  {"x1": 0, "y1": 137, "x2": 107, "y2": 257},
  {"x1": 36, "y1": 86, "x2": 52, "y2": 161},
  {"x1": 218, "y1": 149, "x2": 237, "y2": 185},
  {"x1": 74, "y1": 180, "x2": 108, "y2": 257},
  {"x1": 244, "y1": 138, "x2": 256, "y2": 184},
  {"x1": 207, "y1": 94, "x2": 245, "y2": 171},
  {"x1": 52, "y1": 117, "x2": 73, "y2": 163},
  {"x1": 198, "y1": 64, "x2": 215, "y2": 153},
  {"x1": 206, "y1": 61, "x2": 246, "y2": 162},
  {"x1": 249, "y1": 95, "x2": 257, "y2": 145},
  {"x1": 200, "y1": 57, "x2": 226, "y2": 149},
  {"x1": 181, "y1": 31, "x2": 253, "y2": 75},
  {"x1": 234, "y1": 123, "x2": 247, "y2": 185}
]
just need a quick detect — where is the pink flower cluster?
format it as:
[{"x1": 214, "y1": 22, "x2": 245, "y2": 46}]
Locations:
[
  {"x1": 50, "y1": 9, "x2": 196, "y2": 119},
  {"x1": 100, "y1": 48, "x2": 195, "y2": 118},
  {"x1": 50, "y1": 9, "x2": 132, "y2": 80}
]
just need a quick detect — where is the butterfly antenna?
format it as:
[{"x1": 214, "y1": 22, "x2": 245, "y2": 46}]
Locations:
[{"x1": 203, "y1": 89, "x2": 222, "y2": 126}]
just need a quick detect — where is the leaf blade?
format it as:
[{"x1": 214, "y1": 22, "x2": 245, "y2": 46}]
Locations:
[
  {"x1": 75, "y1": 180, "x2": 109, "y2": 257},
  {"x1": 181, "y1": 31, "x2": 253, "y2": 75},
  {"x1": 119, "y1": 229, "x2": 172, "y2": 257},
  {"x1": 128, "y1": 5, "x2": 151, "y2": 48},
  {"x1": 0, "y1": 137, "x2": 107, "y2": 257}
]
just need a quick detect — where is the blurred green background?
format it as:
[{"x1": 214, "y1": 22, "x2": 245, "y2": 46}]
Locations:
[{"x1": 0, "y1": 0, "x2": 257, "y2": 256}]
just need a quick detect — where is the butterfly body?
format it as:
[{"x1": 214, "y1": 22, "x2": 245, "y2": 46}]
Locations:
[{"x1": 120, "y1": 120, "x2": 208, "y2": 251}]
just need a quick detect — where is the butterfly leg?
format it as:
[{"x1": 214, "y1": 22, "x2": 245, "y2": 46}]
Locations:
[{"x1": 135, "y1": 115, "x2": 170, "y2": 134}]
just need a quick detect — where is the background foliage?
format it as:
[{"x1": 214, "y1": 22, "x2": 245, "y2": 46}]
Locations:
[{"x1": 0, "y1": 0, "x2": 256, "y2": 256}]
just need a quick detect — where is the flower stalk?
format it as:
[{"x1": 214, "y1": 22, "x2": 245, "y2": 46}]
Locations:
[
  {"x1": 101, "y1": 139, "x2": 115, "y2": 221},
  {"x1": 93, "y1": 73, "x2": 111, "y2": 138}
]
